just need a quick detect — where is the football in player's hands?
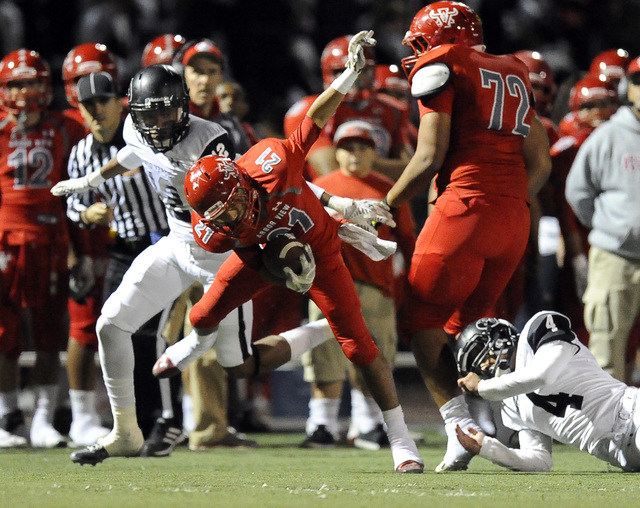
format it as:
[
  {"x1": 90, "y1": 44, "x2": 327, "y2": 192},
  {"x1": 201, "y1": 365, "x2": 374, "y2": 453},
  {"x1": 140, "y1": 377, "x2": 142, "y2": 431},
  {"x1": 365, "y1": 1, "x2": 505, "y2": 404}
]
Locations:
[{"x1": 261, "y1": 234, "x2": 307, "y2": 278}]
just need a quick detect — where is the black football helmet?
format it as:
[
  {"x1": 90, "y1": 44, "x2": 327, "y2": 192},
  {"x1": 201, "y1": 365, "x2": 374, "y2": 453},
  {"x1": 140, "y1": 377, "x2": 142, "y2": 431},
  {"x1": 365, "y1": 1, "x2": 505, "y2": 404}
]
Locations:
[
  {"x1": 456, "y1": 318, "x2": 519, "y2": 379},
  {"x1": 128, "y1": 64, "x2": 190, "y2": 152}
]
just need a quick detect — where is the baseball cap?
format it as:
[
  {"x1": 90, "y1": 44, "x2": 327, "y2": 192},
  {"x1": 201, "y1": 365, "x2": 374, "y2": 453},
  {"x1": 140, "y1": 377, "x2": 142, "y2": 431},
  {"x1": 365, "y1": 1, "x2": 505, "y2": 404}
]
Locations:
[
  {"x1": 182, "y1": 40, "x2": 224, "y2": 67},
  {"x1": 627, "y1": 56, "x2": 640, "y2": 77},
  {"x1": 333, "y1": 120, "x2": 377, "y2": 149},
  {"x1": 77, "y1": 71, "x2": 118, "y2": 103}
]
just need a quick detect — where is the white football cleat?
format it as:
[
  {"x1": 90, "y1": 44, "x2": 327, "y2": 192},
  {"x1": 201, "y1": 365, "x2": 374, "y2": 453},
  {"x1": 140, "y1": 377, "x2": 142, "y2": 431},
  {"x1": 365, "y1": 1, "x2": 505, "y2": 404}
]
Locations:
[{"x1": 30, "y1": 423, "x2": 67, "y2": 448}]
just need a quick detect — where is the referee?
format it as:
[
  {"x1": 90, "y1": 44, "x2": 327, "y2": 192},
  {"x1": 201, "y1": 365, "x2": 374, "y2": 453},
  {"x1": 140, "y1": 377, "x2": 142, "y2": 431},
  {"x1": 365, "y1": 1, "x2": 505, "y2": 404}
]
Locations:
[{"x1": 65, "y1": 71, "x2": 183, "y2": 456}]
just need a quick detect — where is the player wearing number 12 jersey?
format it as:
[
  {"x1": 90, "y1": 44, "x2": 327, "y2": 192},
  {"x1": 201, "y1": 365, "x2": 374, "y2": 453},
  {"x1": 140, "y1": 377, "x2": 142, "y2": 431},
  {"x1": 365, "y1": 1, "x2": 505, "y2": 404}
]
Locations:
[{"x1": 383, "y1": 2, "x2": 552, "y2": 472}]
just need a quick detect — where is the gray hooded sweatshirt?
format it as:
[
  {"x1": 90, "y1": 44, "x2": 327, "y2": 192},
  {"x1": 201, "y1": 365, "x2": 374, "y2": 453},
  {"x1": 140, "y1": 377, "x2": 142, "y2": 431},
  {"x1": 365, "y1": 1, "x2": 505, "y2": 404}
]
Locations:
[{"x1": 565, "y1": 106, "x2": 640, "y2": 260}]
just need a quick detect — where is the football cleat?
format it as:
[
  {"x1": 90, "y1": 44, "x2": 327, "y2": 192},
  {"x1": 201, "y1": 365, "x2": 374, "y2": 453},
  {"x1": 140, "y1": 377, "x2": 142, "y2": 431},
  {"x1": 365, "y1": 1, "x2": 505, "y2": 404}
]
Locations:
[
  {"x1": 435, "y1": 456, "x2": 471, "y2": 472},
  {"x1": 0, "y1": 428, "x2": 27, "y2": 448},
  {"x1": 70, "y1": 443, "x2": 111, "y2": 465},
  {"x1": 152, "y1": 353, "x2": 181, "y2": 378},
  {"x1": 140, "y1": 417, "x2": 188, "y2": 457},
  {"x1": 395, "y1": 460, "x2": 424, "y2": 474},
  {"x1": 188, "y1": 428, "x2": 258, "y2": 450},
  {"x1": 353, "y1": 424, "x2": 389, "y2": 451},
  {"x1": 299, "y1": 425, "x2": 337, "y2": 449}
]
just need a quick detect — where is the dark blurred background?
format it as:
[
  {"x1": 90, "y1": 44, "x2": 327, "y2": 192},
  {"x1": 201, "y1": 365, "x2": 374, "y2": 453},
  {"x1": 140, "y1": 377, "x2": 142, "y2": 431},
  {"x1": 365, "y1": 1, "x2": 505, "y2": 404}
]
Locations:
[{"x1": 2, "y1": 0, "x2": 639, "y2": 132}]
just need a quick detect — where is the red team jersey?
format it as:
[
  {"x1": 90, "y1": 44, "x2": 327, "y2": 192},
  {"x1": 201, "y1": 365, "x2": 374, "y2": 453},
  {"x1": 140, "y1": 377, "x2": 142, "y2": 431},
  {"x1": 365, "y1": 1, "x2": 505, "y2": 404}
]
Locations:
[
  {"x1": 401, "y1": 45, "x2": 535, "y2": 336},
  {"x1": 0, "y1": 110, "x2": 85, "y2": 358},
  {"x1": 190, "y1": 116, "x2": 379, "y2": 366}
]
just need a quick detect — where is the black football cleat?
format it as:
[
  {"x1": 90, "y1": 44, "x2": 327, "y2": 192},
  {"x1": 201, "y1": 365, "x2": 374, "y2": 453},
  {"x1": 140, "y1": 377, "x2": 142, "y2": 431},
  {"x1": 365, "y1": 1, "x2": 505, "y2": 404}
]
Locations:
[{"x1": 70, "y1": 443, "x2": 111, "y2": 466}]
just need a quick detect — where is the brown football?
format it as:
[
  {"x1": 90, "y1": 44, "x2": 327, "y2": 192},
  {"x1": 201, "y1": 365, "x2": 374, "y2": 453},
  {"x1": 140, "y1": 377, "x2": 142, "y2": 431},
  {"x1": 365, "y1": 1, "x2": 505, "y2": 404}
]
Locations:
[{"x1": 261, "y1": 234, "x2": 307, "y2": 278}]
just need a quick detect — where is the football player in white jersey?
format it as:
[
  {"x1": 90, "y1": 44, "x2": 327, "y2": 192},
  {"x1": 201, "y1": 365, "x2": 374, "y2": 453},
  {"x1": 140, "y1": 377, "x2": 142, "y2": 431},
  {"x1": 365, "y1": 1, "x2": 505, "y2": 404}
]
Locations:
[{"x1": 455, "y1": 311, "x2": 640, "y2": 472}]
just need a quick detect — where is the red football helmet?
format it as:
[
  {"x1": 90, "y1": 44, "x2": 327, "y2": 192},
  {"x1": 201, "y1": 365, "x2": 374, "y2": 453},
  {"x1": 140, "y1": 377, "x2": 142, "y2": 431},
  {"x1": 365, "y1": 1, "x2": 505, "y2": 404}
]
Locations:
[
  {"x1": 374, "y1": 64, "x2": 410, "y2": 102},
  {"x1": 514, "y1": 50, "x2": 556, "y2": 116},
  {"x1": 402, "y1": 1, "x2": 484, "y2": 75},
  {"x1": 185, "y1": 155, "x2": 261, "y2": 238},
  {"x1": 0, "y1": 49, "x2": 52, "y2": 115},
  {"x1": 142, "y1": 34, "x2": 187, "y2": 67},
  {"x1": 62, "y1": 42, "x2": 118, "y2": 108},
  {"x1": 589, "y1": 49, "x2": 630, "y2": 87},
  {"x1": 321, "y1": 35, "x2": 375, "y2": 101},
  {"x1": 569, "y1": 75, "x2": 618, "y2": 128}
]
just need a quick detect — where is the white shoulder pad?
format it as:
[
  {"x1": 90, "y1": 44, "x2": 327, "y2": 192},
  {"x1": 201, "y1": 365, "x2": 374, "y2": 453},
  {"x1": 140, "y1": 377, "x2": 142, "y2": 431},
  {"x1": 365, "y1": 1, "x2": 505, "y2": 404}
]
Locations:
[{"x1": 411, "y1": 63, "x2": 451, "y2": 99}]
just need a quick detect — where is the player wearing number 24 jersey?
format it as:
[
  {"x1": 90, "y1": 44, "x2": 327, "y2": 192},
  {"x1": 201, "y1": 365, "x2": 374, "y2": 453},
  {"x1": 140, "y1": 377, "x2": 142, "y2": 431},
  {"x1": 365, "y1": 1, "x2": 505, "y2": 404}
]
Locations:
[{"x1": 457, "y1": 311, "x2": 640, "y2": 472}]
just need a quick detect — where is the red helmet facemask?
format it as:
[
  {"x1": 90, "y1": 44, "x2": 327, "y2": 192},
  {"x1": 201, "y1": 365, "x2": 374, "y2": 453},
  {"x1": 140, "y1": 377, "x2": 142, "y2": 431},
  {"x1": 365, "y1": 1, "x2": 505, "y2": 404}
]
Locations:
[
  {"x1": 184, "y1": 155, "x2": 261, "y2": 238},
  {"x1": 569, "y1": 75, "x2": 619, "y2": 128},
  {"x1": 401, "y1": 1, "x2": 484, "y2": 76},
  {"x1": 0, "y1": 49, "x2": 52, "y2": 115},
  {"x1": 62, "y1": 43, "x2": 118, "y2": 108}
]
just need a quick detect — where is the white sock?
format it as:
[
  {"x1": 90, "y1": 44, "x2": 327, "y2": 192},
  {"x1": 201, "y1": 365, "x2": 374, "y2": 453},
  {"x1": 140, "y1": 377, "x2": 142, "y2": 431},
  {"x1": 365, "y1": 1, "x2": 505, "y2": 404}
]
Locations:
[
  {"x1": 31, "y1": 384, "x2": 58, "y2": 427},
  {"x1": 282, "y1": 318, "x2": 333, "y2": 360},
  {"x1": 306, "y1": 397, "x2": 340, "y2": 437},
  {"x1": 182, "y1": 394, "x2": 195, "y2": 433},
  {"x1": 164, "y1": 329, "x2": 217, "y2": 371},
  {"x1": 69, "y1": 389, "x2": 96, "y2": 420},
  {"x1": 0, "y1": 390, "x2": 19, "y2": 419},
  {"x1": 100, "y1": 405, "x2": 143, "y2": 455},
  {"x1": 438, "y1": 395, "x2": 480, "y2": 467},
  {"x1": 350, "y1": 389, "x2": 383, "y2": 434},
  {"x1": 382, "y1": 405, "x2": 422, "y2": 469}
]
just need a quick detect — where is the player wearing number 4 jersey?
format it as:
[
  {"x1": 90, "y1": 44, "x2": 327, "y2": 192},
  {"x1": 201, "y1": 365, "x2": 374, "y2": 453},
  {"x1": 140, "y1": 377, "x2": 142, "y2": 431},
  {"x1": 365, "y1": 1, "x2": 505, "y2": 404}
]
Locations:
[
  {"x1": 456, "y1": 311, "x2": 640, "y2": 472},
  {"x1": 383, "y1": 2, "x2": 551, "y2": 472}
]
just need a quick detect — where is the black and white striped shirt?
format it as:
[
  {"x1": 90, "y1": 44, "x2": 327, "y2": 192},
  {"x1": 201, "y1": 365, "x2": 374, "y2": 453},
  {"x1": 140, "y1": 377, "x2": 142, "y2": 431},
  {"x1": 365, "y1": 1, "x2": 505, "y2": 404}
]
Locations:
[{"x1": 66, "y1": 122, "x2": 169, "y2": 241}]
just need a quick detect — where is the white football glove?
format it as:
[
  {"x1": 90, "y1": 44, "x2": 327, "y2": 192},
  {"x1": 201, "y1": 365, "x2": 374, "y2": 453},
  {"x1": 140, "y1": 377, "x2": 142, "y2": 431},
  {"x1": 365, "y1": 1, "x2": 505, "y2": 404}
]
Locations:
[
  {"x1": 347, "y1": 30, "x2": 376, "y2": 73},
  {"x1": 327, "y1": 195, "x2": 396, "y2": 234},
  {"x1": 51, "y1": 170, "x2": 106, "y2": 197},
  {"x1": 283, "y1": 244, "x2": 316, "y2": 293},
  {"x1": 571, "y1": 253, "x2": 588, "y2": 300}
]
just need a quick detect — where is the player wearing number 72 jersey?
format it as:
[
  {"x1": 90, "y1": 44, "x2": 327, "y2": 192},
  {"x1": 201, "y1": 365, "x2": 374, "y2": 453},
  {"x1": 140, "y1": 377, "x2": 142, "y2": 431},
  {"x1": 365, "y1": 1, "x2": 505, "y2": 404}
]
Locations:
[
  {"x1": 456, "y1": 311, "x2": 640, "y2": 472},
  {"x1": 382, "y1": 2, "x2": 552, "y2": 472}
]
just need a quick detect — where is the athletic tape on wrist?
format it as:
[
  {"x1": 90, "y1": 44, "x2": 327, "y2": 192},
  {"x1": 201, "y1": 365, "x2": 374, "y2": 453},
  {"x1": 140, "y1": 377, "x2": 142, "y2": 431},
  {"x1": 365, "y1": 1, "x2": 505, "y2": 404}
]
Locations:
[{"x1": 331, "y1": 68, "x2": 360, "y2": 95}]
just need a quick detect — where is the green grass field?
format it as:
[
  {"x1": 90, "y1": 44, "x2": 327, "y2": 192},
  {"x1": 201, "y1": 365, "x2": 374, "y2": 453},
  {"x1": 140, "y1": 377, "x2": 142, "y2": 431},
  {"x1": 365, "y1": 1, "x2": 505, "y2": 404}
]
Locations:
[{"x1": 1, "y1": 431, "x2": 638, "y2": 508}]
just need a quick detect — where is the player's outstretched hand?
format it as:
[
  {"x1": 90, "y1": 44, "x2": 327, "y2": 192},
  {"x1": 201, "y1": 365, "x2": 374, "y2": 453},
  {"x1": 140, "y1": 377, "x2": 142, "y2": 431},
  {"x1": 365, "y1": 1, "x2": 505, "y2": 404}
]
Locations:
[
  {"x1": 347, "y1": 30, "x2": 376, "y2": 73},
  {"x1": 455, "y1": 424, "x2": 484, "y2": 455},
  {"x1": 284, "y1": 244, "x2": 316, "y2": 293}
]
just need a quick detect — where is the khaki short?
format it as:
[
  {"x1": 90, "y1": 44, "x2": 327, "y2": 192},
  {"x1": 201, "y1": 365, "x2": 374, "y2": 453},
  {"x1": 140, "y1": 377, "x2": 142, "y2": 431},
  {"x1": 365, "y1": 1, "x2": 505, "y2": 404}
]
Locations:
[{"x1": 302, "y1": 280, "x2": 398, "y2": 383}]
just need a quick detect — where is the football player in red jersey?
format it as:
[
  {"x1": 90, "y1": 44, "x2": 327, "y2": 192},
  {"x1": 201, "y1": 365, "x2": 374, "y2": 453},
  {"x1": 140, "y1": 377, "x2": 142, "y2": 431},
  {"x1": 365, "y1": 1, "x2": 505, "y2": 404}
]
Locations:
[
  {"x1": 174, "y1": 31, "x2": 424, "y2": 474},
  {"x1": 0, "y1": 49, "x2": 86, "y2": 448},
  {"x1": 383, "y1": 2, "x2": 552, "y2": 472},
  {"x1": 284, "y1": 34, "x2": 413, "y2": 180}
]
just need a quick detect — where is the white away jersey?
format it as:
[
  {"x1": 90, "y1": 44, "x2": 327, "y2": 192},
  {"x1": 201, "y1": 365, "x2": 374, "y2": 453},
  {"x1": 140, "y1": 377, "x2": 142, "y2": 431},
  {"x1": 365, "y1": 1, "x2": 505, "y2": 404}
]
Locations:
[
  {"x1": 500, "y1": 311, "x2": 628, "y2": 461},
  {"x1": 119, "y1": 114, "x2": 233, "y2": 242}
]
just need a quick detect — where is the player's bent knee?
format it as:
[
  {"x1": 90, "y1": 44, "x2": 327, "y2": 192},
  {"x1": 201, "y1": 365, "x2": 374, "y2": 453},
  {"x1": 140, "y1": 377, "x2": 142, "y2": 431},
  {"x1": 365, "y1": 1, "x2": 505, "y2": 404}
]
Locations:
[{"x1": 96, "y1": 315, "x2": 130, "y2": 345}]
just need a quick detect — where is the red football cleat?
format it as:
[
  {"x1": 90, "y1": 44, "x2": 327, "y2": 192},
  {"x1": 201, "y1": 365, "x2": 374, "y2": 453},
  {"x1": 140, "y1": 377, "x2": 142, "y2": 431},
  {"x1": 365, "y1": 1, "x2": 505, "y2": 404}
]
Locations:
[{"x1": 395, "y1": 460, "x2": 424, "y2": 474}]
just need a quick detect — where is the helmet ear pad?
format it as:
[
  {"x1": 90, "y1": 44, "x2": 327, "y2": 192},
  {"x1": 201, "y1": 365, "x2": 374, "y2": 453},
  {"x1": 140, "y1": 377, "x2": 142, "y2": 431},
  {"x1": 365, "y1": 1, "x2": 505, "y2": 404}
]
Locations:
[{"x1": 128, "y1": 64, "x2": 190, "y2": 152}]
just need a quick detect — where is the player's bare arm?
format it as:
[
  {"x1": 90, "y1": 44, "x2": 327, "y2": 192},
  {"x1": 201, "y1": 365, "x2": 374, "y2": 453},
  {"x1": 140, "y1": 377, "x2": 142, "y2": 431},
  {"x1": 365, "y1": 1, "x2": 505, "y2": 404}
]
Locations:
[
  {"x1": 523, "y1": 115, "x2": 552, "y2": 199},
  {"x1": 385, "y1": 111, "x2": 450, "y2": 207}
]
